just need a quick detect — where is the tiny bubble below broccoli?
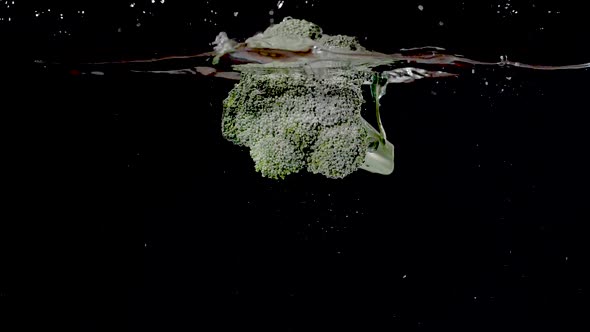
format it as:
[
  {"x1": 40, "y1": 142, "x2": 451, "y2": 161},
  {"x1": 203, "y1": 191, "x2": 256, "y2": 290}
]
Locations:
[{"x1": 222, "y1": 67, "x2": 394, "y2": 180}]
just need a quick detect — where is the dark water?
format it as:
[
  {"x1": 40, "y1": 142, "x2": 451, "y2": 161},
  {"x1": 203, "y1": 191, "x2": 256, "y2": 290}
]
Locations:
[{"x1": 2, "y1": 1, "x2": 589, "y2": 331}]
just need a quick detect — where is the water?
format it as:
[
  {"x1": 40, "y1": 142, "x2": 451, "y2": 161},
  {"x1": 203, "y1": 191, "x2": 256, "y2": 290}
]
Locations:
[{"x1": 3, "y1": 1, "x2": 589, "y2": 331}]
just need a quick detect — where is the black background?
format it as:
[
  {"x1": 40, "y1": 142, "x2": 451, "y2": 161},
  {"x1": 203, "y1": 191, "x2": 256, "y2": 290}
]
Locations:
[{"x1": 2, "y1": 1, "x2": 589, "y2": 331}]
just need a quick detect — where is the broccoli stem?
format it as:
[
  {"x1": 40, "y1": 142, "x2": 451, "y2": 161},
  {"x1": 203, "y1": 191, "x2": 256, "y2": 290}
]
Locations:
[
  {"x1": 358, "y1": 73, "x2": 394, "y2": 175},
  {"x1": 370, "y1": 73, "x2": 389, "y2": 143},
  {"x1": 360, "y1": 118, "x2": 394, "y2": 175},
  {"x1": 375, "y1": 96, "x2": 386, "y2": 143}
]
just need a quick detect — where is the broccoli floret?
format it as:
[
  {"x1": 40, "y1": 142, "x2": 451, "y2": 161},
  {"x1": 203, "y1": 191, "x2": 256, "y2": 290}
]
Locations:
[
  {"x1": 245, "y1": 17, "x2": 322, "y2": 52},
  {"x1": 262, "y1": 17, "x2": 323, "y2": 40},
  {"x1": 250, "y1": 135, "x2": 306, "y2": 179},
  {"x1": 318, "y1": 34, "x2": 367, "y2": 52},
  {"x1": 222, "y1": 67, "x2": 394, "y2": 179},
  {"x1": 308, "y1": 121, "x2": 368, "y2": 178}
]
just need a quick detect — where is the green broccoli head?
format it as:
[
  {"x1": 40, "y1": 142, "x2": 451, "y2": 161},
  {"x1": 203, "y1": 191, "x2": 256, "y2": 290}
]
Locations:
[
  {"x1": 220, "y1": 17, "x2": 394, "y2": 179},
  {"x1": 262, "y1": 17, "x2": 323, "y2": 40},
  {"x1": 250, "y1": 134, "x2": 306, "y2": 179},
  {"x1": 222, "y1": 67, "x2": 394, "y2": 179},
  {"x1": 245, "y1": 17, "x2": 322, "y2": 52},
  {"x1": 308, "y1": 121, "x2": 368, "y2": 178},
  {"x1": 318, "y1": 34, "x2": 367, "y2": 52}
]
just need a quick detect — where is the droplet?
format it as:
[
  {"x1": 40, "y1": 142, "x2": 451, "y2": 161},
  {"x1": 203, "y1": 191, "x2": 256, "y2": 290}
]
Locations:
[
  {"x1": 277, "y1": 0, "x2": 284, "y2": 9},
  {"x1": 418, "y1": 5, "x2": 424, "y2": 11}
]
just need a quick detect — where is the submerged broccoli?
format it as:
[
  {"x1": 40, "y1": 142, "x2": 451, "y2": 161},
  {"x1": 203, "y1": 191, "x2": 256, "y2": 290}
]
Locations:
[
  {"x1": 222, "y1": 68, "x2": 394, "y2": 179},
  {"x1": 221, "y1": 18, "x2": 394, "y2": 179}
]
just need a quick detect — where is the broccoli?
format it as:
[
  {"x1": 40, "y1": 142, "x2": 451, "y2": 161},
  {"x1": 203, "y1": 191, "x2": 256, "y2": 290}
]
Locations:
[
  {"x1": 221, "y1": 18, "x2": 394, "y2": 179},
  {"x1": 318, "y1": 34, "x2": 367, "y2": 52},
  {"x1": 260, "y1": 17, "x2": 323, "y2": 40},
  {"x1": 222, "y1": 67, "x2": 394, "y2": 179}
]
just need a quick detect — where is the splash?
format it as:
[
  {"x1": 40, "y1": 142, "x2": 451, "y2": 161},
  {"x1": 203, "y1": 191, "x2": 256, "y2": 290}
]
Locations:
[
  {"x1": 42, "y1": 17, "x2": 590, "y2": 80},
  {"x1": 36, "y1": 17, "x2": 590, "y2": 179}
]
